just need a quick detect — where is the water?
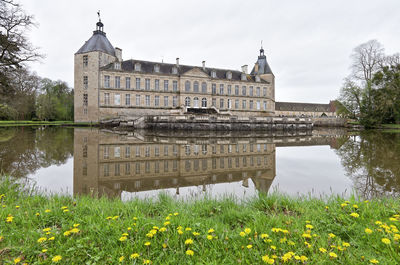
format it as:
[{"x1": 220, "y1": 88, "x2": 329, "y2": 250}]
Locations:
[{"x1": 0, "y1": 126, "x2": 399, "y2": 200}]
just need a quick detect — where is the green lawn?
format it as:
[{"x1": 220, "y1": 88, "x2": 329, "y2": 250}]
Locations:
[
  {"x1": 0, "y1": 177, "x2": 399, "y2": 264},
  {"x1": 0, "y1": 121, "x2": 97, "y2": 127}
]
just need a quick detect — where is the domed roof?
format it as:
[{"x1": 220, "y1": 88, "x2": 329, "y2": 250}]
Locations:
[{"x1": 76, "y1": 25, "x2": 115, "y2": 56}]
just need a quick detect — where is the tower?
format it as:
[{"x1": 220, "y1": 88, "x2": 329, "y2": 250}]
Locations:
[{"x1": 74, "y1": 16, "x2": 117, "y2": 122}]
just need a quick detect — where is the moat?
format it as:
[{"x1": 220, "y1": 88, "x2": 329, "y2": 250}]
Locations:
[{"x1": 0, "y1": 126, "x2": 399, "y2": 200}]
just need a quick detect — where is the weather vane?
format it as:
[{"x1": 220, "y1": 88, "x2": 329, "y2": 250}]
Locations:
[
  {"x1": 261, "y1": 40, "x2": 263, "y2": 49},
  {"x1": 97, "y1": 10, "x2": 101, "y2": 22}
]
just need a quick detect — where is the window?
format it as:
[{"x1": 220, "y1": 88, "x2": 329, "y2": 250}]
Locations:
[
  {"x1": 125, "y1": 146, "x2": 131, "y2": 158},
  {"x1": 249, "y1": 100, "x2": 253, "y2": 110},
  {"x1": 145, "y1": 79, "x2": 150, "y2": 90},
  {"x1": 256, "y1": 87, "x2": 260, "y2": 97},
  {"x1": 136, "y1": 146, "x2": 140, "y2": 157},
  {"x1": 249, "y1": 86, "x2": 253, "y2": 96},
  {"x1": 193, "y1": 97, "x2": 199, "y2": 108},
  {"x1": 212, "y1": 83, "x2": 216, "y2": 94},
  {"x1": 145, "y1": 95, "x2": 150, "y2": 106},
  {"x1": 115, "y1": 76, "x2": 120, "y2": 88},
  {"x1": 115, "y1": 94, "x2": 121, "y2": 105},
  {"x1": 173, "y1": 81, "x2": 178, "y2": 91},
  {"x1": 227, "y1": 99, "x2": 232, "y2": 109},
  {"x1": 125, "y1": 94, "x2": 130, "y2": 106},
  {"x1": 164, "y1": 80, "x2": 169, "y2": 91},
  {"x1": 226, "y1": 71, "x2": 232, "y2": 79},
  {"x1": 135, "y1": 63, "x2": 141, "y2": 71},
  {"x1": 255, "y1": 75, "x2": 261, "y2": 82},
  {"x1": 201, "y1": 82, "x2": 207, "y2": 93},
  {"x1": 126, "y1": 77, "x2": 131, "y2": 89},
  {"x1": 173, "y1": 96, "x2": 177, "y2": 107},
  {"x1": 164, "y1": 96, "x2": 168, "y2": 107},
  {"x1": 263, "y1": 101, "x2": 267, "y2": 110},
  {"x1": 83, "y1": 108, "x2": 87, "y2": 115},
  {"x1": 155, "y1": 96, "x2": 159, "y2": 106},
  {"x1": 172, "y1": 67, "x2": 178, "y2": 74},
  {"x1": 220, "y1": 98, "x2": 224, "y2": 109},
  {"x1": 242, "y1": 100, "x2": 247, "y2": 109},
  {"x1": 185, "y1": 97, "x2": 190, "y2": 107},
  {"x1": 256, "y1": 100, "x2": 260, "y2": 110},
  {"x1": 136, "y1": 78, "x2": 140, "y2": 89},
  {"x1": 114, "y1": 147, "x2": 120, "y2": 158},
  {"x1": 105, "y1": 93, "x2": 110, "y2": 105},
  {"x1": 227, "y1": 85, "x2": 231, "y2": 95},
  {"x1": 211, "y1": 70, "x2": 216, "y2": 78},
  {"x1": 212, "y1": 98, "x2": 216, "y2": 107},
  {"x1": 201, "y1": 97, "x2": 207, "y2": 107},
  {"x1": 263, "y1": 87, "x2": 267, "y2": 97},
  {"x1": 155, "y1": 79, "x2": 160, "y2": 90},
  {"x1": 193, "y1": 81, "x2": 199, "y2": 92},
  {"x1": 235, "y1": 85, "x2": 239, "y2": 95},
  {"x1": 242, "y1": 86, "x2": 246, "y2": 96},
  {"x1": 83, "y1": 55, "x2": 88, "y2": 67},
  {"x1": 134, "y1": 94, "x2": 141, "y2": 106},
  {"x1": 114, "y1": 63, "x2": 121, "y2": 70},
  {"x1": 219, "y1": 84, "x2": 224, "y2": 95},
  {"x1": 241, "y1": 73, "x2": 246, "y2": 81},
  {"x1": 83, "y1": 76, "x2": 88, "y2": 89},
  {"x1": 104, "y1": 75, "x2": 110, "y2": 88},
  {"x1": 185, "y1": 81, "x2": 191, "y2": 92},
  {"x1": 154, "y1": 64, "x2": 160, "y2": 72},
  {"x1": 83, "y1": 94, "x2": 88, "y2": 106},
  {"x1": 235, "y1": 99, "x2": 239, "y2": 109}
]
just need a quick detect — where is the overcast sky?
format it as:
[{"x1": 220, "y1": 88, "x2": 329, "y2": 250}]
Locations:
[{"x1": 21, "y1": 0, "x2": 400, "y2": 103}]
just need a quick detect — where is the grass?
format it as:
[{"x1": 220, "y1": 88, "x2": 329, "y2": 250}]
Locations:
[
  {"x1": 0, "y1": 121, "x2": 97, "y2": 127},
  {"x1": 1, "y1": 177, "x2": 399, "y2": 264},
  {"x1": 380, "y1": 124, "x2": 400, "y2": 129}
]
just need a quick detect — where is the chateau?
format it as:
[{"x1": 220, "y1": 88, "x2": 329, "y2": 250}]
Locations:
[{"x1": 74, "y1": 19, "x2": 275, "y2": 123}]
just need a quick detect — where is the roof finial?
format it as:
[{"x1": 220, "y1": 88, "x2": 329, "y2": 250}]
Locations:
[
  {"x1": 97, "y1": 10, "x2": 101, "y2": 22},
  {"x1": 260, "y1": 40, "x2": 265, "y2": 57},
  {"x1": 96, "y1": 10, "x2": 104, "y2": 33}
]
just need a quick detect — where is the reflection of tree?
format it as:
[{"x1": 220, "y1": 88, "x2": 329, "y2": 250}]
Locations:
[
  {"x1": 335, "y1": 132, "x2": 400, "y2": 199},
  {"x1": 0, "y1": 127, "x2": 73, "y2": 178}
]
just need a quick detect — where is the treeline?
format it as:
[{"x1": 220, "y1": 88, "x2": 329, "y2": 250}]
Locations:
[
  {"x1": 338, "y1": 40, "x2": 400, "y2": 127},
  {"x1": 0, "y1": 0, "x2": 73, "y2": 121}
]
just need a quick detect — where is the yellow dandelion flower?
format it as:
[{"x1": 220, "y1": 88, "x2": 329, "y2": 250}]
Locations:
[
  {"x1": 173, "y1": 212, "x2": 179, "y2": 216},
  {"x1": 112, "y1": 216, "x2": 119, "y2": 220},
  {"x1": 329, "y1": 252, "x2": 337, "y2": 258},
  {"x1": 260, "y1": 233, "x2": 268, "y2": 239},
  {"x1": 43, "y1": 228, "x2": 51, "y2": 232},
  {"x1": 45, "y1": 209, "x2": 51, "y2": 213},
  {"x1": 73, "y1": 224, "x2": 80, "y2": 227},
  {"x1": 365, "y1": 228, "x2": 373, "y2": 234},
  {"x1": 106, "y1": 216, "x2": 112, "y2": 220},
  {"x1": 185, "y1": 238, "x2": 193, "y2": 245},
  {"x1": 144, "y1": 241, "x2": 151, "y2": 246},
  {"x1": 375, "y1": 221, "x2": 382, "y2": 225},
  {"x1": 382, "y1": 238, "x2": 390, "y2": 245},
  {"x1": 48, "y1": 236, "x2": 55, "y2": 241},
  {"x1": 343, "y1": 242, "x2": 350, "y2": 247},
  {"x1": 328, "y1": 233, "x2": 336, "y2": 238},
  {"x1": 162, "y1": 243, "x2": 167, "y2": 248},
  {"x1": 240, "y1": 231, "x2": 246, "y2": 237},
  {"x1": 14, "y1": 257, "x2": 21, "y2": 264},
  {"x1": 306, "y1": 224, "x2": 314, "y2": 229},
  {"x1": 165, "y1": 216, "x2": 171, "y2": 220},
  {"x1": 35, "y1": 213, "x2": 40, "y2": 216},
  {"x1": 353, "y1": 204, "x2": 358, "y2": 209},
  {"x1": 42, "y1": 249, "x2": 48, "y2": 253},
  {"x1": 143, "y1": 259, "x2": 151, "y2": 264},
  {"x1": 164, "y1": 221, "x2": 170, "y2": 226},
  {"x1": 186, "y1": 249, "x2": 194, "y2": 256},
  {"x1": 119, "y1": 236, "x2": 127, "y2": 241},
  {"x1": 270, "y1": 245, "x2": 276, "y2": 250},
  {"x1": 370, "y1": 259, "x2": 379, "y2": 264},
  {"x1": 37, "y1": 237, "x2": 47, "y2": 243},
  {"x1": 61, "y1": 206, "x2": 68, "y2": 210},
  {"x1": 350, "y1": 212, "x2": 359, "y2": 218},
  {"x1": 122, "y1": 233, "x2": 128, "y2": 236},
  {"x1": 177, "y1": 230, "x2": 183, "y2": 235},
  {"x1": 262, "y1": 255, "x2": 275, "y2": 264},
  {"x1": 319, "y1": 247, "x2": 327, "y2": 253},
  {"x1": 52, "y1": 255, "x2": 62, "y2": 263},
  {"x1": 185, "y1": 227, "x2": 192, "y2": 231},
  {"x1": 247, "y1": 244, "x2": 252, "y2": 249},
  {"x1": 70, "y1": 228, "x2": 79, "y2": 233},
  {"x1": 133, "y1": 217, "x2": 138, "y2": 220},
  {"x1": 6, "y1": 215, "x2": 14, "y2": 223},
  {"x1": 244, "y1": 228, "x2": 251, "y2": 234},
  {"x1": 159, "y1": 227, "x2": 167, "y2": 232},
  {"x1": 302, "y1": 233, "x2": 312, "y2": 239},
  {"x1": 63, "y1": 231, "x2": 71, "y2": 236},
  {"x1": 192, "y1": 232, "x2": 200, "y2": 236},
  {"x1": 119, "y1": 256, "x2": 124, "y2": 262},
  {"x1": 207, "y1": 235, "x2": 213, "y2": 240},
  {"x1": 208, "y1": 228, "x2": 215, "y2": 233},
  {"x1": 341, "y1": 203, "x2": 348, "y2": 207},
  {"x1": 130, "y1": 253, "x2": 140, "y2": 259}
]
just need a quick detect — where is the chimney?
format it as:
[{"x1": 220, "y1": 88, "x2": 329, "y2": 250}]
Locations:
[
  {"x1": 241, "y1": 65, "x2": 248, "y2": 74},
  {"x1": 176, "y1": 58, "x2": 179, "y2": 68},
  {"x1": 254, "y1": 62, "x2": 259, "y2": 73},
  {"x1": 202, "y1": 61, "x2": 206, "y2": 71},
  {"x1": 115, "y1": 47, "x2": 122, "y2": 62}
]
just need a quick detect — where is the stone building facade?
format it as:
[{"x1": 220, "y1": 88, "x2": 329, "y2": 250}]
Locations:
[
  {"x1": 74, "y1": 20, "x2": 275, "y2": 123},
  {"x1": 275, "y1": 101, "x2": 337, "y2": 117}
]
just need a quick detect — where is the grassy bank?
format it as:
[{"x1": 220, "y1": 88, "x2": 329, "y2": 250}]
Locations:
[
  {"x1": 0, "y1": 121, "x2": 97, "y2": 127},
  {"x1": 1, "y1": 178, "x2": 399, "y2": 264}
]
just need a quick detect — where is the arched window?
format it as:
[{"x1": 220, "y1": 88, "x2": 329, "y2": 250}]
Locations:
[
  {"x1": 193, "y1": 81, "x2": 199, "y2": 93},
  {"x1": 185, "y1": 81, "x2": 191, "y2": 92},
  {"x1": 193, "y1": 97, "x2": 199, "y2": 108},
  {"x1": 185, "y1": 97, "x2": 191, "y2": 107},
  {"x1": 201, "y1": 82, "x2": 207, "y2": 93},
  {"x1": 202, "y1": 98, "x2": 207, "y2": 108}
]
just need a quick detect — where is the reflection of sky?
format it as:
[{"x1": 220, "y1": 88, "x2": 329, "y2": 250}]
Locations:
[
  {"x1": 27, "y1": 158, "x2": 74, "y2": 196},
  {"x1": 273, "y1": 145, "x2": 352, "y2": 197},
  {"x1": 121, "y1": 180, "x2": 257, "y2": 202}
]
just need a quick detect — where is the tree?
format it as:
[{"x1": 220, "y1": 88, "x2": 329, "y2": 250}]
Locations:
[
  {"x1": 350, "y1": 40, "x2": 384, "y2": 83},
  {"x1": 0, "y1": 0, "x2": 42, "y2": 100}
]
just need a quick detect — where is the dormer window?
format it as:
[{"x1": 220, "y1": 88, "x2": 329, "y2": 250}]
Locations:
[
  {"x1": 241, "y1": 73, "x2": 247, "y2": 81},
  {"x1": 211, "y1": 70, "x2": 216, "y2": 78},
  {"x1": 226, "y1": 71, "x2": 232, "y2": 79},
  {"x1": 134, "y1": 63, "x2": 141, "y2": 71},
  {"x1": 154, "y1": 64, "x2": 160, "y2": 73},
  {"x1": 255, "y1": 75, "x2": 260, "y2": 82},
  {"x1": 114, "y1": 63, "x2": 121, "y2": 70},
  {"x1": 172, "y1": 66, "x2": 178, "y2": 74}
]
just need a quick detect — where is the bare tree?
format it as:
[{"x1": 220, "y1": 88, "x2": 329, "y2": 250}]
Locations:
[{"x1": 350, "y1": 40, "x2": 384, "y2": 83}]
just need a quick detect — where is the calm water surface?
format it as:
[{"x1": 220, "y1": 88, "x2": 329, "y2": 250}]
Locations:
[{"x1": 0, "y1": 127, "x2": 399, "y2": 200}]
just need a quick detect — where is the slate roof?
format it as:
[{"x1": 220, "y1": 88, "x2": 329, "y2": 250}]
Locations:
[
  {"x1": 76, "y1": 30, "x2": 115, "y2": 56},
  {"x1": 275, "y1": 102, "x2": 335, "y2": 112},
  {"x1": 102, "y1": 59, "x2": 270, "y2": 83}
]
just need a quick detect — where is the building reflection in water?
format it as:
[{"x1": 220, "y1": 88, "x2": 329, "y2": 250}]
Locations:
[{"x1": 74, "y1": 129, "x2": 340, "y2": 199}]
